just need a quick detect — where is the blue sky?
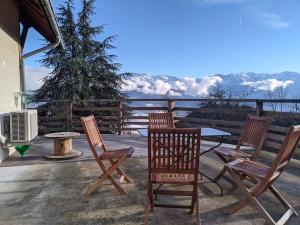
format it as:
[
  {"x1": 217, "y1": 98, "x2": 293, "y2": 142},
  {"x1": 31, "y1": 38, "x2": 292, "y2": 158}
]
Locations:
[{"x1": 24, "y1": 0, "x2": 300, "y2": 78}]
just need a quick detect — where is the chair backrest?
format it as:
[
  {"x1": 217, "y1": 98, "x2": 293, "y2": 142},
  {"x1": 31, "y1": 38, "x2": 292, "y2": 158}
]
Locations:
[
  {"x1": 149, "y1": 112, "x2": 175, "y2": 129},
  {"x1": 236, "y1": 116, "x2": 271, "y2": 159},
  {"x1": 81, "y1": 115, "x2": 108, "y2": 159},
  {"x1": 271, "y1": 125, "x2": 300, "y2": 173},
  {"x1": 148, "y1": 128, "x2": 201, "y2": 174},
  {"x1": 258, "y1": 125, "x2": 300, "y2": 188}
]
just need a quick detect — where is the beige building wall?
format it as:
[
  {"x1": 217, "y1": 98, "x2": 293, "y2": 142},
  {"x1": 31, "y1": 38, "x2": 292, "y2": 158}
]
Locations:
[{"x1": 0, "y1": 0, "x2": 21, "y2": 113}]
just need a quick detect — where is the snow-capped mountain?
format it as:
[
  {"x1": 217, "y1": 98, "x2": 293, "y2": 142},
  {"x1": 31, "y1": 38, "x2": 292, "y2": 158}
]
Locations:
[{"x1": 120, "y1": 72, "x2": 300, "y2": 99}]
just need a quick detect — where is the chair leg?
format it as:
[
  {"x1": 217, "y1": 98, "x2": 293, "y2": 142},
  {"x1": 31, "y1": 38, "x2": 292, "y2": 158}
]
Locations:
[
  {"x1": 249, "y1": 195, "x2": 277, "y2": 225},
  {"x1": 241, "y1": 180, "x2": 297, "y2": 225},
  {"x1": 84, "y1": 156, "x2": 127, "y2": 195},
  {"x1": 226, "y1": 166, "x2": 252, "y2": 213},
  {"x1": 108, "y1": 176, "x2": 127, "y2": 194},
  {"x1": 146, "y1": 179, "x2": 154, "y2": 211},
  {"x1": 116, "y1": 167, "x2": 133, "y2": 183},
  {"x1": 250, "y1": 184, "x2": 298, "y2": 225},
  {"x1": 226, "y1": 166, "x2": 277, "y2": 225},
  {"x1": 109, "y1": 159, "x2": 133, "y2": 183},
  {"x1": 227, "y1": 172, "x2": 246, "y2": 194},
  {"x1": 191, "y1": 189, "x2": 196, "y2": 213},
  {"x1": 195, "y1": 188, "x2": 201, "y2": 225},
  {"x1": 83, "y1": 174, "x2": 108, "y2": 195},
  {"x1": 269, "y1": 185, "x2": 298, "y2": 216},
  {"x1": 85, "y1": 175, "x2": 127, "y2": 195},
  {"x1": 191, "y1": 183, "x2": 198, "y2": 214},
  {"x1": 213, "y1": 152, "x2": 232, "y2": 182},
  {"x1": 144, "y1": 194, "x2": 151, "y2": 225},
  {"x1": 149, "y1": 183, "x2": 154, "y2": 211}
]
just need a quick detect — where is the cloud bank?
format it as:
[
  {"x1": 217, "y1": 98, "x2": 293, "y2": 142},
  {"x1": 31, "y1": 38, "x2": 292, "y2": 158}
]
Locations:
[
  {"x1": 242, "y1": 79, "x2": 294, "y2": 91},
  {"x1": 121, "y1": 75, "x2": 222, "y2": 97},
  {"x1": 24, "y1": 68, "x2": 297, "y2": 98}
]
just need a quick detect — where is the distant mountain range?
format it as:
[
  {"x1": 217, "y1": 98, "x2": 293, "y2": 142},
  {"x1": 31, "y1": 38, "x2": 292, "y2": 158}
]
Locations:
[
  {"x1": 120, "y1": 72, "x2": 300, "y2": 99},
  {"x1": 25, "y1": 67, "x2": 300, "y2": 99}
]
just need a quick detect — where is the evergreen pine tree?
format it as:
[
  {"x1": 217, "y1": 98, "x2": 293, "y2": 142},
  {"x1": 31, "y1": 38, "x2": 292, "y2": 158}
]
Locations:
[
  {"x1": 34, "y1": 0, "x2": 124, "y2": 101},
  {"x1": 77, "y1": 0, "x2": 124, "y2": 99}
]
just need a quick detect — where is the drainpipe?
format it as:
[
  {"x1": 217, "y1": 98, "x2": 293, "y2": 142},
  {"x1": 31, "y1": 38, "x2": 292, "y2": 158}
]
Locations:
[{"x1": 20, "y1": 0, "x2": 64, "y2": 109}]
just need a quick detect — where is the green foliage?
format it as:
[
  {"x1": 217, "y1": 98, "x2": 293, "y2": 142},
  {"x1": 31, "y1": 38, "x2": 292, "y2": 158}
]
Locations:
[{"x1": 34, "y1": 0, "x2": 125, "y2": 101}]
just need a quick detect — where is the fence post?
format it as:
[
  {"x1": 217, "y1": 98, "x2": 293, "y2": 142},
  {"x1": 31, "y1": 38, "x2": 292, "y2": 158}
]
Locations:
[
  {"x1": 168, "y1": 99, "x2": 176, "y2": 115},
  {"x1": 66, "y1": 100, "x2": 73, "y2": 131},
  {"x1": 117, "y1": 100, "x2": 123, "y2": 135},
  {"x1": 256, "y1": 100, "x2": 264, "y2": 116}
]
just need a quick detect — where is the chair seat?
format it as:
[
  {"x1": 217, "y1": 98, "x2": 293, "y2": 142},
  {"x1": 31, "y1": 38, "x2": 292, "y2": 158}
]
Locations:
[
  {"x1": 214, "y1": 147, "x2": 253, "y2": 159},
  {"x1": 227, "y1": 159, "x2": 270, "y2": 178},
  {"x1": 99, "y1": 147, "x2": 134, "y2": 160},
  {"x1": 151, "y1": 173, "x2": 195, "y2": 184}
]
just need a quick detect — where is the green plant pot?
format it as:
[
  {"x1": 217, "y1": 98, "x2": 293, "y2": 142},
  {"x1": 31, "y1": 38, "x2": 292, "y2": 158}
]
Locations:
[{"x1": 15, "y1": 145, "x2": 31, "y2": 158}]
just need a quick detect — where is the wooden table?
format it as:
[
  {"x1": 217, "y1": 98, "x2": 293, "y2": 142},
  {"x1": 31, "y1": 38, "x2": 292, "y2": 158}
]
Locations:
[{"x1": 44, "y1": 132, "x2": 81, "y2": 160}]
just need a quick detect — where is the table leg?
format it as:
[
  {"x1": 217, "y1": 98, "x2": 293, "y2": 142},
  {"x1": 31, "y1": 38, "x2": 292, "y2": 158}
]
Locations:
[{"x1": 199, "y1": 136, "x2": 225, "y2": 196}]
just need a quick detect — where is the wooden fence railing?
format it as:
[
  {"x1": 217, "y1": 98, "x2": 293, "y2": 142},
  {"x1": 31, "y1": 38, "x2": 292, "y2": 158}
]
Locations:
[
  {"x1": 35, "y1": 99, "x2": 122, "y2": 134},
  {"x1": 30, "y1": 98, "x2": 300, "y2": 158}
]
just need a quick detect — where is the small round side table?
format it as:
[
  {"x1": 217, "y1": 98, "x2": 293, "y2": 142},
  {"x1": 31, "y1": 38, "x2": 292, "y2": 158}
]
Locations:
[{"x1": 44, "y1": 132, "x2": 81, "y2": 160}]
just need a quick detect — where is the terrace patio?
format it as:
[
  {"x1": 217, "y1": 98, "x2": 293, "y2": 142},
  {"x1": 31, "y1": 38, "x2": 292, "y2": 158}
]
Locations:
[
  {"x1": 0, "y1": 134, "x2": 300, "y2": 225},
  {"x1": 1, "y1": 0, "x2": 299, "y2": 224}
]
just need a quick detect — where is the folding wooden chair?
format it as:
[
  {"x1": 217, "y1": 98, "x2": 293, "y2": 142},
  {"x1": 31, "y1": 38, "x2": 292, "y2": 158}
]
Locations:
[
  {"x1": 145, "y1": 128, "x2": 201, "y2": 225},
  {"x1": 149, "y1": 112, "x2": 176, "y2": 199},
  {"x1": 225, "y1": 125, "x2": 300, "y2": 225},
  {"x1": 214, "y1": 116, "x2": 271, "y2": 182},
  {"x1": 81, "y1": 115, "x2": 134, "y2": 195},
  {"x1": 149, "y1": 112, "x2": 175, "y2": 128}
]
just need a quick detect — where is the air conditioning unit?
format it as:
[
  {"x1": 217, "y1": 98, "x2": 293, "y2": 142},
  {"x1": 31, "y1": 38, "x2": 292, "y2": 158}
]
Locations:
[
  {"x1": 0, "y1": 113, "x2": 10, "y2": 141},
  {"x1": 10, "y1": 110, "x2": 38, "y2": 142}
]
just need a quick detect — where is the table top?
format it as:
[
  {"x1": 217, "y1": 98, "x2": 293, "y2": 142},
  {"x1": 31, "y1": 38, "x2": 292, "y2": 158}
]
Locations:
[
  {"x1": 44, "y1": 132, "x2": 81, "y2": 139},
  {"x1": 137, "y1": 128, "x2": 231, "y2": 138}
]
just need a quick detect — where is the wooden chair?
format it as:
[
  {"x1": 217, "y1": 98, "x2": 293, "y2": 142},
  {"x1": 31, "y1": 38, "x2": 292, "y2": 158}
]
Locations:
[
  {"x1": 145, "y1": 128, "x2": 201, "y2": 225},
  {"x1": 225, "y1": 125, "x2": 300, "y2": 225},
  {"x1": 81, "y1": 115, "x2": 134, "y2": 195},
  {"x1": 214, "y1": 116, "x2": 271, "y2": 182},
  {"x1": 149, "y1": 112, "x2": 175, "y2": 128}
]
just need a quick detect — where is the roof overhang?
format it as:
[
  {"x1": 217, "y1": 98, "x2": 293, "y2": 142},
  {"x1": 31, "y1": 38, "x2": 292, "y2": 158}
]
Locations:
[{"x1": 15, "y1": 0, "x2": 63, "y2": 47}]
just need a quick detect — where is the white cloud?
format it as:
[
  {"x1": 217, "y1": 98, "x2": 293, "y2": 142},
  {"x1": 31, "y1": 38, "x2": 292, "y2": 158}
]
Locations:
[
  {"x1": 183, "y1": 76, "x2": 223, "y2": 96},
  {"x1": 121, "y1": 79, "x2": 139, "y2": 92},
  {"x1": 121, "y1": 75, "x2": 222, "y2": 97},
  {"x1": 138, "y1": 79, "x2": 167, "y2": 95},
  {"x1": 242, "y1": 79, "x2": 294, "y2": 91},
  {"x1": 194, "y1": 0, "x2": 244, "y2": 5},
  {"x1": 174, "y1": 80, "x2": 188, "y2": 92},
  {"x1": 121, "y1": 77, "x2": 173, "y2": 96},
  {"x1": 254, "y1": 11, "x2": 291, "y2": 29},
  {"x1": 25, "y1": 67, "x2": 51, "y2": 91}
]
